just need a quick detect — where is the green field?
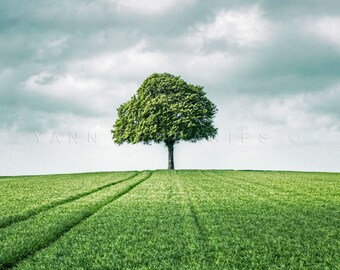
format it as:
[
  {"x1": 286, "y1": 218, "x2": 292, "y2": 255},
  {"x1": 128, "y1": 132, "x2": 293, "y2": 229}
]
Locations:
[{"x1": 0, "y1": 170, "x2": 339, "y2": 269}]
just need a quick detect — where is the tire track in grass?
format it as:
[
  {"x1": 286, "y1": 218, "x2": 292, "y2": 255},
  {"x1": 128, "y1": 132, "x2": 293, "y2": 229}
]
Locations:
[
  {"x1": 201, "y1": 171, "x2": 276, "y2": 203},
  {"x1": 1, "y1": 171, "x2": 152, "y2": 270},
  {"x1": 186, "y1": 171, "x2": 268, "y2": 268},
  {"x1": 182, "y1": 171, "x2": 257, "y2": 267},
  {"x1": 176, "y1": 171, "x2": 215, "y2": 266},
  {"x1": 0, "y1": 172, "x2": 139, "y2": 229},
  {"x1": 228, "y1": 172, "x2": 340, "y2": 205},
  {"x1": 204, "y1": 171, "x2": 337, "y2": 203},
  {"x1": 203, "y1": 171, "x2": 335, "y2": 208},
  {"x1": 200, "y1": 171, "x2": 297, "y2": 221},
  {"x1": 188, "y1": 203, "x2": 209, "y2": 247},
  {"x1": 198, "y1": 171, "x2": 340, "y2": 268},
  {"x1": 15, "y1": 171, "x2": 201, "y2": 270}
]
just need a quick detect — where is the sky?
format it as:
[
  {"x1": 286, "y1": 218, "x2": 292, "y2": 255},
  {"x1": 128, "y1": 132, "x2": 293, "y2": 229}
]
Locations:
[{"x1": 1, "y1": 0, "x2": 340, "y2": 175}]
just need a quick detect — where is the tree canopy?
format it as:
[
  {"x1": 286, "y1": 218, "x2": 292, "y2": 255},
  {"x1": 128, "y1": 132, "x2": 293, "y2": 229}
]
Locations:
[{"x1": 112, "y1": 72, "x2": 218, "y2": 169}]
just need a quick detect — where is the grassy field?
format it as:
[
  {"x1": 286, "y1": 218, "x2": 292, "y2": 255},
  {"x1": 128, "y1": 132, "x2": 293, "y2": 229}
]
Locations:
[{"x1": 0, "y1": 170, "x2": 339, "y2": 269}]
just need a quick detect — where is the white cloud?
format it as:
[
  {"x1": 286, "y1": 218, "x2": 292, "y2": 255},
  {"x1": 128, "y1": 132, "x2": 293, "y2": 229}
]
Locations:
[
  {"x1": 3, "y1": 1, "x2": 340, "y2": 175},
  {"x1": 188, "y1": 6, "x2": 270, "y2": 49},
  {"x1": 24, "y1": 71, "x2": 110, "y2": 114},
  {"x1": 216, "y1": 86, "x2": 340, "y2": 148},
  {"x1": 175, "y1": 52, "x2": 241, "y2": 84},
  {"x1": 110, "y1": 0, "x2": 193, "y2": 15},
  {"x1": 25, "y1": 72, "x2": 102, "y2": 99},
  {"x1": 68, "y1": 41, "x2": 170, "y2": 81},
  {"x1": 308, "y1": 16, "x2": 340, "y2": 49},
  {"x1": 23, "y1": 42, "x2": 173, "y2": 115},
  {"x1": 25, "y1": 40, "x2": 232, "y2": 119}
]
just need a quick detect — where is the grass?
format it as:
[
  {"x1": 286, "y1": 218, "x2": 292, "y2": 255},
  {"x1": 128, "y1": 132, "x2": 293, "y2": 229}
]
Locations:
[
  {"x1": 0, "y1": 171, "x2": 137, "y2": 228},
  {"x1": 0, "y1": 170, "x2": 338, "y2": 269}
]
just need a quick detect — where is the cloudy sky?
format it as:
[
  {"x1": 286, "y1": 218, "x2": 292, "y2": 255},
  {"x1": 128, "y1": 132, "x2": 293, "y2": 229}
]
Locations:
[{"x1": 1, "y1": 0, "x2": 340, "y2": 175}]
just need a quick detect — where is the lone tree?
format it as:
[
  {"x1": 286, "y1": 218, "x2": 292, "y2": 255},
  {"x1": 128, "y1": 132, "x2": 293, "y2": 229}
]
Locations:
[{"x1": 111, "y1": 73, "x2": 218, "y2": 169}]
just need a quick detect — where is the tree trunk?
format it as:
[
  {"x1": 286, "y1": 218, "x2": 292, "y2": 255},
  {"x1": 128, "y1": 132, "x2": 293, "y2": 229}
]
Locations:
[{"x1": 167, "y1": 143, "x2": 175, "y2": 170}]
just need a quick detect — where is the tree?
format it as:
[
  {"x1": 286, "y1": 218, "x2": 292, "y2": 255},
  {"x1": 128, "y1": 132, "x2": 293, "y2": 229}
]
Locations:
[{"x1": 111, "y1": 73, "x2": 218, "y2": 169}]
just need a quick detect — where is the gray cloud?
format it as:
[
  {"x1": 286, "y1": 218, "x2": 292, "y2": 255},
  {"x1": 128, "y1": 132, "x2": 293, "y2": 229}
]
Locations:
[{"x1": 1, "y1": 0, "x2": 340, "y2": 174}]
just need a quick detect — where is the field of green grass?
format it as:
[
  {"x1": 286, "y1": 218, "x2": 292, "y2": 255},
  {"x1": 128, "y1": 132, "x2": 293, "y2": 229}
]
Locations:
[{"x1": 0, "y1": 170, "x2": 339, "y2": 269}]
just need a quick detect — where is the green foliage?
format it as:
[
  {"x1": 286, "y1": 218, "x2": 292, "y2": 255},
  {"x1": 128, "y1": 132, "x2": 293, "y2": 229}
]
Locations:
[
  {"x1": 112, "y1": 73, "x2": 218, "y2": 145},
  {"x1": 0, "y1": 170, "x2": 338, "y2": 269}
]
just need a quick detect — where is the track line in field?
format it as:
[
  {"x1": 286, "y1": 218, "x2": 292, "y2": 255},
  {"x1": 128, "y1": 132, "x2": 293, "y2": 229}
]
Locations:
[
  {"x1": 188, "y1": 203, "x2": 209, "y2": 243},
  {"x1": 201, "y1": 171, "x2": 271, "y2": 202},
  {"x1": 0, "y1": 172, "x2": 140, "y2": 229},
  {"x1": 201, "y1": 171, "x2": 327, "y2": 218},
  {"x1": 3, "y1": 171, "x2": 153, "y2": 270},
  {"x1": 205, "y1": 171, "x2": 334, "y2": 206},
  {"x1": 203, "y1": 171, "x2": 307, "y2": 197},
  {"x1": 227, "y1": 173, "x2": 337, "y2": 203},
  {"x1": 175, "y1": 172, "x2": 215, "y2": 264}
]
